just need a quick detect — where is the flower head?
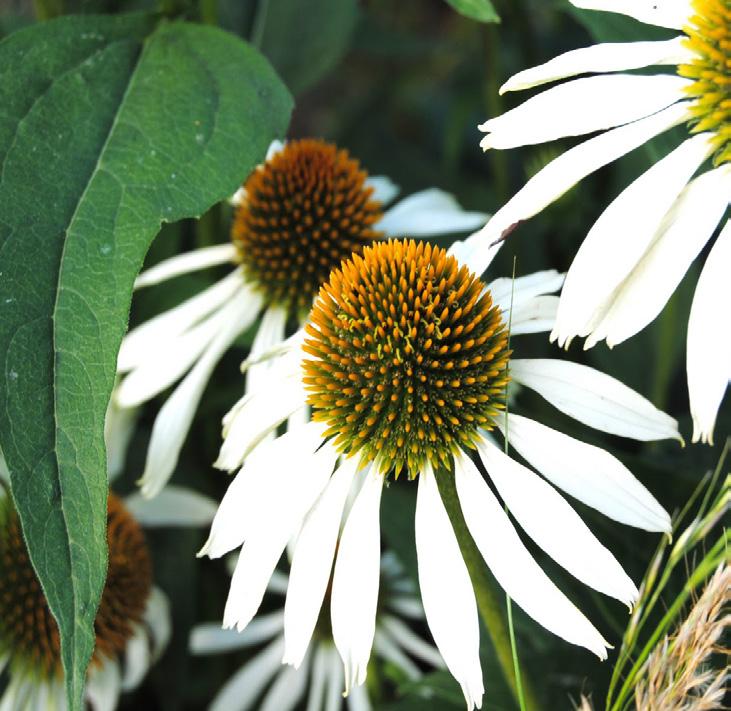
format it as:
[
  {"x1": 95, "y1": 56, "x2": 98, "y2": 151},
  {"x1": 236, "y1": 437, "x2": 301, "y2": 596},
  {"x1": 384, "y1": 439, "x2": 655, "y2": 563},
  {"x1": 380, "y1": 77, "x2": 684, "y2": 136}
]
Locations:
[
  {"x1": 202, "y1": 235, "x2": 678, "y2": 710},
  {"x1": 115, "y1": 139, "x2": 487, "y2": 498},
  {"x1": 472, "y1": 0, "x2": 730, "y2": 445}
]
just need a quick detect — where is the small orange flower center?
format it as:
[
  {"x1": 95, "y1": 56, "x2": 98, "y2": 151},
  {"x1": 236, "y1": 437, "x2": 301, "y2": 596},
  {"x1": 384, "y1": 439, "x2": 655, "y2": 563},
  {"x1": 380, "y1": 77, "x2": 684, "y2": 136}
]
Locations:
[
  {"x1": 303, "y1": 240, "x2": 511, "y2": 477},
  {"x1": 0, "y1": 493, "x2": 152, "y2": 679},
  {"x1": 232, "y1": 139, "x2": 385, "y2": 318},
  {"x1": 679, "y1": 0, "x2": 731, "y2": 164}
]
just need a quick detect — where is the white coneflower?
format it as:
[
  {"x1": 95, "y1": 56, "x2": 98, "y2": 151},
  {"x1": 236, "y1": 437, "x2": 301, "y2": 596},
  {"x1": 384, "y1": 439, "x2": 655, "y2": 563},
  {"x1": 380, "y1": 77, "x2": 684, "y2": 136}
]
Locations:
[
  {"x1": 472, "y1": 0, "x2": 730, "y2": 445},
  {"x1": 0, "y1": 400, "x2": 216, "y2": 710},
  {"x1": 190, "y1": 551, "x2": 445, "y2": 711},
  {"x1": 116, "y1": 138, "x2": 488, "y2": 498},
  {"x1": 201, "y1": 237, "x2": 678, "y2": 710}
]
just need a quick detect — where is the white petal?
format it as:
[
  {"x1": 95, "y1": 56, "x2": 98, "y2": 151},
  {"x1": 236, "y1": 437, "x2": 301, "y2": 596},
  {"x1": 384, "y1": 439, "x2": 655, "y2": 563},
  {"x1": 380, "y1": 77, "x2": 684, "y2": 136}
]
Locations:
[
  {"x1": 448, "y1": 226, "x2": 503, "y2": 277},
  {"x1": 116, "y1": 305, "x2": 230, "y2": 407},
  {"x1": 190, "y1": 611, "x2": 284, "y2": 654},
  {"x1": 118, "y1": 270, "x2": 243, "y2": 372},
  {"x1": 210, "y1": 637, "x2": 285, "y2": 711},
  {"x1": 366, "y1": 175, "x2": 400, "y2": 205},
  {"x1": 569, "y1": 0, "x2": 692, "y2": 30},
  {"x1": 479, "y1": 74, "x2": 690, "y2": 150},
  {"x1": 104, "y1": 394, "x2": 137, "y2": 482},
  {"x1": 260, "y1": 656, "x2": 310, "y2": 711},
  {"x1": 266, "y1": 138, "x2": 285, "y2": 161},
  {"x1": 246, "y1": 305, "x2": 288, "y2": 393},
  {"x1": 688, "y1": 219, "x2": 731, "y2": 445},
  {"x1": 553, "y1": 133, "x2": 714, "y2": 346},
  {"x1": 331, "y1": 470, "x2": 384, "y2": 694},
  {"x1": 508, "y1": 296, "x2": 560, "y2": 335},
  {"x1": 144, "y1": 587, "x2": 172, "y2": 662},
  {"x1": 489, "y1": 270, "x2": 565, "y2": 311},
  {"x1": 137, "y1": 288, "x2": 261, "y2": 498},
  {"x1": 85, "y1": 659, "x2": 122, "y2": 711},
  {"x1": 380, "y1": 615, "x2": 445, "y2": 669},
  {"x1": 454, "y1": 454, "x2": 610, "y2": 657},
  {"x1": 346, "y1": 685, "x2": 372, "y2": 711},
  {"x1": 586, "y1": 165, "x2": 731, "y2": 349},
  {"x1": 125, "y1": 485, "x2": 217, "y2": 527},
  {"x1": 510, "y1": 358, "x2": 681, "y2": 441},
  {"x1": 222, "y1": 438, "x2": 339, "y2": 631},
  {"x1": 325, "y1": 646, "x2": 345, "y2": 711},
  {"x1": 499, "y1": 414, "x2": 670, "y2": 531},
  {"x1": 387, "y1": 596, "x2": 426, "y2": 620},
  {"x1": 134, "y1": 244, "x2": 237, "y2": 289},
  {"x1": 501, "y1": 37, "x2": 692, "y2": 94},
  {"x1": 306, "y1": 644, "x2": 330, "y2": 711},
  {"x1": 415, "y1": 464, "x2": 483, "y2": 710},
  {"x1": 477, "y1": 440, "x2": 638, "y2": 606},
  {"x1": 465, "y1": 102, "x2": 689, "y2": 261},
  {"x1": 374, "y1": 629, "x2": 421, "y2": 679},
  {"x1": 201, "y1": 423, "x2": 333, "y2": 559},
  {"x1": 376, "y1": 189, "x2": 487, "y2": 237},
  {"x1": 283, "y1": 458, "x2": 357, "y2": 668},
  {"x1": 214, "y1": 372, "x2": 306, "y2": 472},
  {"x1": 121, "y1": 625, "x2": 150, "y2": 691}
]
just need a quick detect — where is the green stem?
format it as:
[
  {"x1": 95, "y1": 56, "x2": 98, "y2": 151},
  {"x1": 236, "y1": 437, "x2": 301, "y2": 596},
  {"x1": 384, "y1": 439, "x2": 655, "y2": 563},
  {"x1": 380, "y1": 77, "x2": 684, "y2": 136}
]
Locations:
[{"x1": 436, "y1": 469, "x2": 540, "y2": 711}]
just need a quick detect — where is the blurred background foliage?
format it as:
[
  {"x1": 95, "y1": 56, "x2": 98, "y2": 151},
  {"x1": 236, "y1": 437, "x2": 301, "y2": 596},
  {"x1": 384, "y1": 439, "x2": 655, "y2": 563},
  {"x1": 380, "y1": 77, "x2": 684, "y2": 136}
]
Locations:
[{"x1": 0, "y1": 0, "x2": 727, "y2": 708}]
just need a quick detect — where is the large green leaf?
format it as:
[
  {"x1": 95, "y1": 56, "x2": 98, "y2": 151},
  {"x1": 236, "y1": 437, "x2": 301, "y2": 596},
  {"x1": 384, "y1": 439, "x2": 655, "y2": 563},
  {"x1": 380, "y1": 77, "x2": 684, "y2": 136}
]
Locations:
[
  {"x1": 253, "y1": 0, "x2": 358, "y2": 95},
  {"x1": 0, "y1": 13, "x2": 292, "y2": 709},
  {"x1": 444, "y1": 0, "x2": 500, "y2": 23}
]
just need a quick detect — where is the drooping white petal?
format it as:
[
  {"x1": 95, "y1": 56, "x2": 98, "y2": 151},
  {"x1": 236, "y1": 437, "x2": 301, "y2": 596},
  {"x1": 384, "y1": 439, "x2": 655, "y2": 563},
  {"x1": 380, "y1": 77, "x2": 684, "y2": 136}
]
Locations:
[
  {"x1": 380, "y1": 615, "x2": 445, "y2": 669},
  {"x1": 190, "y1": 611, "x2": 284, "y2": 654},
  {"x1": 454, "y1": 454, "x2": 610, "y2": 658},
  {"x1": 134, "y1": 244, "x2": 237, "y2": 289},
  {"x1": 121, "y1": 626, "x2": 150, "y2": 691},
  {"x1": 507, "y1": 296, "x2": 560, "y2": 335},
  {"x1": 125, "y1": 485, "x2": 217, "y2": 528},
  {"x1": 415, "y1": 464, "x2": 483, "y2": 710},
  {"x1": 222, "y1": 439, "x2": 339, "y2": 632},
  {"x1": 510, "y1": 358, "x2": 681, "y2": 442},
  {"x1": 283, "y1": 458, "x2": 358, "y2": 668},
  {"x1": 587, "y1": 166, "x2": 731, "y2": 348},
  {"x1": 325, "y1": 647, "x2": 345, "y2": 711},
  {"x1": 489, "y1": 270, "x2": 565, "y2": 311},
  {"x1": 209, "y1": 637, "x2": 285, "y2": 711},
  {"x1": 501, "y1": 37, "x2": 692, "y2": 94},
  {"x1": 142, "y1": 587, "x2": 171, "y2": 662},
  {"x1": 331, "y1": 469, "x2": 384, "y2": 694},
  {"x1": 137, "y1": 288, "x2": 261, "y2": 498},
  {"x1": 479, "y1": 74, "x2": 690, "y2": 150},
  {"x1": 214, "y1": 372, "x2": 306, "y2": 472},
  {"x1": 347, "y1": 685, "x2": 372, "y2": 711},
  {"x1": 376, "y1": 189, "x2": 487, "y2": 237},
  {"x1": 553, "y1": 133, "x2": 715, "y2": 346},
  {"x1": 260, "y1": 655, "x2": 310, "y2": 711},
  {"x1": 118, "y1": 270, "x2": 244, "y2": 372},
  {"x1": 85, "y1": 659, "x2": 122, "y2": 711},
  {"x1": 306, "y1": 644, "x2": 330, "y2": 711},
  {"x1": 366, "y1": 175, "x2": 400, "y2": 205},
  {"x1": 477, "y1": 440, "x2": 638, "y2": 606},
  {"x1": 448, "y1": 226, "x2": 503, "y2": 278},
  {"x1": 200, "y1": 423, "x2": 334, "y2": 559},
  {"x1": 116, "y1": 305, "x2": 232, "y2": 407},
  {"x1": 463, "y1": 102, "x2": 689, "y2": 267},
  {"x1": 499, "y1": 414, "x2": 670, "y2": 531},
  {"x1": 569, "y1": 0, "x2": 692, "y2": 30},
  {"x1": 688, "y1": 219, "x2": 731, "y2": 445},
  {"x1": 104, "y1": 395, "x2": 137, "y2": 482},
  {"x1": 374, "y1": 629, "x2": 421, "y2": 679},
  {"x1": 246, "y1": 305, "x2": 288, "y2": 393}
]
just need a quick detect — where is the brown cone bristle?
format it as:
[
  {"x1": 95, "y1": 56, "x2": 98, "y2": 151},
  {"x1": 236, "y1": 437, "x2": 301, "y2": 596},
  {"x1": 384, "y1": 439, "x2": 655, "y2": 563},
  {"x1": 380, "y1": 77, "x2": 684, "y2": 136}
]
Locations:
[
  {"x1": 0, "y1": 493, "x2": 152, "y2": 679},
  {"x1": 232, "y1": 139, "x2": 385, "y2": 318},
  {"x1": 303, "y1": 239, "x2": 511, "y2": 476}
]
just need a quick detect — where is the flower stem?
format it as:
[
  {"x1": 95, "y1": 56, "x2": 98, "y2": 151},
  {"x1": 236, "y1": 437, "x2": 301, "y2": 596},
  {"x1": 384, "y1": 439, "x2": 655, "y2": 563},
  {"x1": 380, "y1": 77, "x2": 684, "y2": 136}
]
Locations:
[{"x1": 435, "y1": 469, "x2": 540, "y2": 711}]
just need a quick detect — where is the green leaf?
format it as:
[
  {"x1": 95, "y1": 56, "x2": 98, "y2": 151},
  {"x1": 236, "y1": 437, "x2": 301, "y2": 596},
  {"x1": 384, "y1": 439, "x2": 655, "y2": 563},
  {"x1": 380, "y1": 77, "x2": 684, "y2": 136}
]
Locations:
[
  {"x1": 0, "y1": 13, "x2": 292, "y2": 709},
  {"x1": 253, "y1": 0, "x2": 358, "y2": 94},
  {"x1": 444, "y1": 0, "x2": 500, "y2": 24}
]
